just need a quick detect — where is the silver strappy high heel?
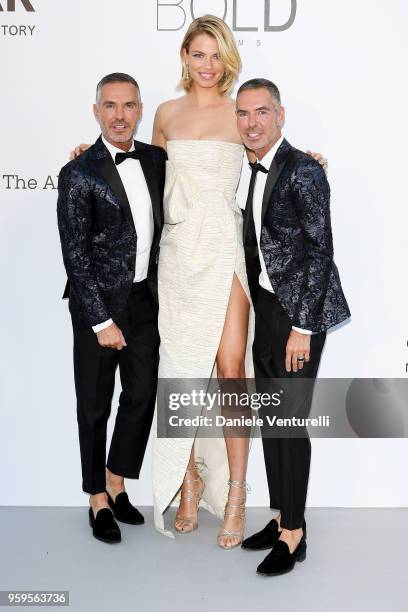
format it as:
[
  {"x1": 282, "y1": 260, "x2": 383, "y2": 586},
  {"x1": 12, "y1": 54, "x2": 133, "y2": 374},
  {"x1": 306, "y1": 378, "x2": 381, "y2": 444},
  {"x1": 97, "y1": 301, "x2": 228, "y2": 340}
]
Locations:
[
  {"x1": 217, "y1": 479, "x2": 249, "y2": 549},
  {"x1": 174, "y1": 464, "x2": 205, "y2": 534}
]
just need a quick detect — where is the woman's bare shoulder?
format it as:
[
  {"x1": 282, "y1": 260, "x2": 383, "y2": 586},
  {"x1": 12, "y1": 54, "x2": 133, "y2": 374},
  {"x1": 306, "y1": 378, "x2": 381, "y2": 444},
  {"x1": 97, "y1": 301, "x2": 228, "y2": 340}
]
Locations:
[
  {"x1": 221, "y1": 96, "x2": 236, "y2": 110},
  {"x1": 222, "y1": 97, "x2": 238, "y2": 120},
  {"x1": 155, "y1": 96, "x2": 188, "y2": 118},
  {"x1": 219, "y1": 97, "x2": 241, "y2": 143}
]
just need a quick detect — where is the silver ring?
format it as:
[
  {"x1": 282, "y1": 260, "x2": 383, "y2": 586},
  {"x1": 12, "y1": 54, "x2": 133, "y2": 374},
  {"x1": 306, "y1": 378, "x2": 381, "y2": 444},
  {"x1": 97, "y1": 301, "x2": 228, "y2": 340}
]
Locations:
[{"x1": 297, "y1": 356, "x2": 305, "y2": 362}]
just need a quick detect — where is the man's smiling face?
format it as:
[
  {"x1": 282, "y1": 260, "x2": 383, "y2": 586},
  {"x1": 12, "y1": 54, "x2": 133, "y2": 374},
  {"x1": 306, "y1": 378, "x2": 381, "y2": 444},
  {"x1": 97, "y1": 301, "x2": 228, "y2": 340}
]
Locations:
[{"x1": 236, "y1": 87, "x2": 285, "y2": 160}]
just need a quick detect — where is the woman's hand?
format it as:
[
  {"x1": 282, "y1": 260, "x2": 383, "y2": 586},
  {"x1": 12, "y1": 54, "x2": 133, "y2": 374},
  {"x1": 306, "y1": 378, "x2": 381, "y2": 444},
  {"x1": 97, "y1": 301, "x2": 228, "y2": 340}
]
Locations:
[
  {"x1": 69, "y1": 143, "x2": 91, "y2": 161},
  {"x1": 306, "y1": 150, "x2": 328, "y2": 175}
]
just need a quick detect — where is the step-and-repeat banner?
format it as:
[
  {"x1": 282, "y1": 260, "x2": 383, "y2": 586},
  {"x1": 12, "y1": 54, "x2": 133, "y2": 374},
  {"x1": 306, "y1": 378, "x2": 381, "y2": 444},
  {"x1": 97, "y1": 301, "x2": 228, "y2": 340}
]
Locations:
[{"x1": 1, "y1": 1, "x2": 407, "y2": 506}]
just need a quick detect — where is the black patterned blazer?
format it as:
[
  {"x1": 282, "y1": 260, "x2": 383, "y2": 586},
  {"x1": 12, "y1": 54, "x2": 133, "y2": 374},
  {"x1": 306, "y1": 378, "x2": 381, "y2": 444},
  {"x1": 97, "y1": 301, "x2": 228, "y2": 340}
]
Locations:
[
  {"x1": 243, "y1": 138, "x2": 350, "y2": 332},
  {"x1": 57, "y1": 136, "x2": 166, "y2": 329}
]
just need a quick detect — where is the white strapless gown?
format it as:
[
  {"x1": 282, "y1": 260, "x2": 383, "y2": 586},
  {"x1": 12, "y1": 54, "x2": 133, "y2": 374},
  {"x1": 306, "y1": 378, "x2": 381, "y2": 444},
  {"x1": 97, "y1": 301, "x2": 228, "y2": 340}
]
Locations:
[{"x1": 152, "y1": 140, "x2": 253, "y2": 537}]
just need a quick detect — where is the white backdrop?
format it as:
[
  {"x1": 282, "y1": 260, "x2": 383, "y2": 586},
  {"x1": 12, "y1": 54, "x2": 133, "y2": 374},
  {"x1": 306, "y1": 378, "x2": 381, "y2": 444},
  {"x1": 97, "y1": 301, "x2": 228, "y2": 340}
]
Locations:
[{"x1": 0, "y1": 0, "x2": 407, "y2": 507}]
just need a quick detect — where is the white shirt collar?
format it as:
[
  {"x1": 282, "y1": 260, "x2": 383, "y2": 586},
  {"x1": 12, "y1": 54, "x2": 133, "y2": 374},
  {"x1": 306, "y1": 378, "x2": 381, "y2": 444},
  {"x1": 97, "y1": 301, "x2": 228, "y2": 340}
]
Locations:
[
  {"x1": 257, "y1": 135, "x2": 284, "y2": 169},
  {"x1": 102, "y1": 135, "x2": 135, "y2": 160}
]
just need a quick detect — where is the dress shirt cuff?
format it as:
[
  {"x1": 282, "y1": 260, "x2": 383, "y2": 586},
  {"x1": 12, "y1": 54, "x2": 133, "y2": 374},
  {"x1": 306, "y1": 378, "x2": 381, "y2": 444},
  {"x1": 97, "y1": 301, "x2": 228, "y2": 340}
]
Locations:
[
  {"x1": 92, "y1": 318, "x2": 113, "y2": 333},
  {"x1": 292, "y1": 326, "x2": 312, "y2": 335}
]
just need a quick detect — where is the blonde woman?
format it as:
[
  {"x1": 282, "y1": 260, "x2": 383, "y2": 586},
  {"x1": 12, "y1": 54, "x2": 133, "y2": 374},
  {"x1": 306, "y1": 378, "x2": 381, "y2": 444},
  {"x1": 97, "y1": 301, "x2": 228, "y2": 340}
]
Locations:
[{"x1": 152, "y1": 15, "x2": 251, "y2": 548}]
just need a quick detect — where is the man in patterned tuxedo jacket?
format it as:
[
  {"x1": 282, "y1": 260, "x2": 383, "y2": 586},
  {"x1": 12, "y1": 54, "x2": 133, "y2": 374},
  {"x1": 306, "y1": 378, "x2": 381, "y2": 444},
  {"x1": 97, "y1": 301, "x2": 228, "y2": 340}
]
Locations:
[
  {"x1": 237, "y1": 79, "x2": 350, "y2": 576},
  {"x1": 57, "y1": 73, "x2": 166, "y2": 544}
]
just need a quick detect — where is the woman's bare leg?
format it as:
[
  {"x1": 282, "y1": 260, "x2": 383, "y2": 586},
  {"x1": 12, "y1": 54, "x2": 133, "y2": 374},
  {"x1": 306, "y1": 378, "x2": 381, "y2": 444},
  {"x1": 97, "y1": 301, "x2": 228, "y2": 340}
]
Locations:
[
  {"x1": 174, "y1": 274, "x2": 250, "y2": 537},
  {"x1": 216, "y1": 273, "x2": 250, "y2": 548}
]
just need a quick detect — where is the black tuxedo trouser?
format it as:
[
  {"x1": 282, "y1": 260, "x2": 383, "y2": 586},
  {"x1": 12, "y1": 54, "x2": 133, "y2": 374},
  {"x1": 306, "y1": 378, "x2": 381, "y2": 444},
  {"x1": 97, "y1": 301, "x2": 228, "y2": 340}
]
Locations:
[
  {"x1": 253, "y1": 287, "x2": 326, "y2": 530},
  {"x1": 71, "y1": 279, "x2": 160, "y2": 495}
]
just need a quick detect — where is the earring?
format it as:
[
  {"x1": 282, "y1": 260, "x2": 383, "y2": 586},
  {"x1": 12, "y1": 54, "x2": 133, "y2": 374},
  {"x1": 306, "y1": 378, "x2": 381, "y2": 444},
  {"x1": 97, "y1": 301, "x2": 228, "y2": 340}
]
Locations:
[{"x1": 185, "y1": 64, "x2": 190, "y2": 80}]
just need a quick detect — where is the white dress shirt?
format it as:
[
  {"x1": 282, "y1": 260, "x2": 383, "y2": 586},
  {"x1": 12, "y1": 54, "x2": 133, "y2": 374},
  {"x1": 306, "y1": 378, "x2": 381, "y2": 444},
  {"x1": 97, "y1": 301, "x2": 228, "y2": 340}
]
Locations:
[
  {"x1": 92, "y1": 137, "x2": 154, "y2": 333},
  {"x1": 237, "y1": 136, "x2": 311, "y2": 335}
]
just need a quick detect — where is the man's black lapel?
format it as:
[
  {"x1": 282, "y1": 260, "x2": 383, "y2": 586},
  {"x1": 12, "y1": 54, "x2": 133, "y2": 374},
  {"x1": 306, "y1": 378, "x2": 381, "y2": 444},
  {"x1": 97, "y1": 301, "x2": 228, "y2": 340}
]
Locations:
[
  {"x1": 91, "y1": 136, "x2": 136, "y2": 232},
  {"x1": 261, "y1": 139, "x2": 291, "y2": 225},
  {"x1": 243, "y1": 174, "x2": 255, "y2": 246},
  {"x1": 135, "y1": 141, "x2": 162, "y2": 231}
]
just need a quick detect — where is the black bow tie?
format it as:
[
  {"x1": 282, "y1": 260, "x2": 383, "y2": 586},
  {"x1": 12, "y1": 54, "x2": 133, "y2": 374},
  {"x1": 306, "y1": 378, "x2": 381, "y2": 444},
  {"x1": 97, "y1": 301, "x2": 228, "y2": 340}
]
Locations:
[
  {"x1": 115, "y1": 150, "x2": 141, "y2": 165},
  {"x1": 249, "y1": 161, "x2": 268, "y2": 174}
]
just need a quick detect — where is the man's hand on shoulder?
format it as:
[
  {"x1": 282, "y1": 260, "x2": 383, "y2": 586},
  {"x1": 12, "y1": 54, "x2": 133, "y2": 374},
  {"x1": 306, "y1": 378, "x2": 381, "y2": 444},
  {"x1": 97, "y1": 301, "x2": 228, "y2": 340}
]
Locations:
[{"x1": 96, "y1": 322, "x2": 127, "y2": 350}]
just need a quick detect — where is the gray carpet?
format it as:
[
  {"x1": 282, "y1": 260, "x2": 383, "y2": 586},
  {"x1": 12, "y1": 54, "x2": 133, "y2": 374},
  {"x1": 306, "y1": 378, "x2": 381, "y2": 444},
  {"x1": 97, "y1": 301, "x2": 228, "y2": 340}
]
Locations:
[{"x1": 1, "y1": 507, "x2": 407, "y2": 612}]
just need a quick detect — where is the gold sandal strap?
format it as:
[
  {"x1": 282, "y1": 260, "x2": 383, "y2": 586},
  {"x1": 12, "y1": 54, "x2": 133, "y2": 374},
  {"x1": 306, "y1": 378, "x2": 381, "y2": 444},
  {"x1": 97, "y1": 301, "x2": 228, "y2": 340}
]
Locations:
[
  {"x1": 228, "y1": 479, "x2": 251, "y2": 492},
  {"x1": 218, "y1": 528, "x2": 242, "y2": 537},
  {"x1": 224, "y1": 512, "x2": 245, "y2": 520}
]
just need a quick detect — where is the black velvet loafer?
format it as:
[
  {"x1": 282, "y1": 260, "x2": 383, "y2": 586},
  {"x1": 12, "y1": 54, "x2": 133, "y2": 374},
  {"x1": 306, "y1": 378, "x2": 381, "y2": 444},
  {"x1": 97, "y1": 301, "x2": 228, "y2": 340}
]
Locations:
[
  {"x1": 256, "y1": 535, "x2": 306, "y2": 576},
  {"x1": 106, "y1": 491, "x2": 144, "y2": 525},
  {"x1": 241, "y1": 518, "x2": 281, "y2": 551},
  {"x1": 88, "y1": 507, "x2": 121, "y2": 544}
]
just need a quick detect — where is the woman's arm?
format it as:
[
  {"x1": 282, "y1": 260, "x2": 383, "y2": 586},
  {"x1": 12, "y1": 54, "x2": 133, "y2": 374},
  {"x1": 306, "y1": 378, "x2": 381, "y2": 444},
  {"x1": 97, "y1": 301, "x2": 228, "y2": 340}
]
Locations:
[
  {"x1": 245, "y1": 147, "x2": 328, "y2": 174},
  {"x1": 151, "y1": 104, "x2": 168, "y2": 150}
]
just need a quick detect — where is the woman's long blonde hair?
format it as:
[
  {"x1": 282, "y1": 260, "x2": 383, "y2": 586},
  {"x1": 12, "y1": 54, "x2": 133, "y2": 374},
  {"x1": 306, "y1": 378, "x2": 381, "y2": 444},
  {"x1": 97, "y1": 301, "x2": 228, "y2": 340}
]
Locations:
[{"x1": 179, "y1": 14, "x2": 241, "y2": 96}]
